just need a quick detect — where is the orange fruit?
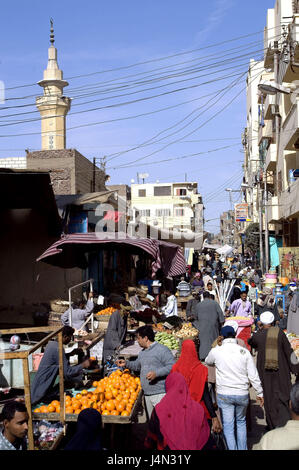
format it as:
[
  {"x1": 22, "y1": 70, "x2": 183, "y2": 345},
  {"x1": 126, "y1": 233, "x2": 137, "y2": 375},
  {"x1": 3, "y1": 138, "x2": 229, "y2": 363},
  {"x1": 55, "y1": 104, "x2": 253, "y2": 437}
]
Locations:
[
  {"x1": 105, "y1": 391, "x2": 113, "y2": 400},
  {"x1": 56, "y1": 405, "x2": 61, "y2": 413},
  {"x1": 92, "y1": 381, "x2": 98, "y2": 387},
  {"x1": 81, "y1": 390, "x2": 88, "y2": 396},
  {"x1": 72, "y1": 401, "x2": 80, "y2": 410},
  {"x1": 116, "y1": 402, "x2": 125, "y2": 412},
  {"x1": 40, "y1": 406, "x2": 48, "y2": 413},
  {"x1": 110, "y1": 410, "x2": 120, "y2": 416},
  {"x1": 34, "y1": 408, "x2": 41, "y2": 413},
  {"x1": 76, "y1": 394, "x2": 82, "y2": 400},
  {"x1": 74, "y1": 409, "x2": 81, "y2": 414},
  {"x1": 66, "y1": 407, "x2": 73, "y2": 414},
  {"x1": 121, "y1": 410, "x2": 129, "y2": 416},
  {"x1": 48, "y1": 404, "x2": 55, "y2": 413},
  {"x1": 51, "y1": 400, "x2": 59, "y2": 408},
  {"x1": 106, "y1": 400, "x2": 115, "y2": 411},
  {"x1": 102, "y1": 410, "x2": 110, "y2": 415}
]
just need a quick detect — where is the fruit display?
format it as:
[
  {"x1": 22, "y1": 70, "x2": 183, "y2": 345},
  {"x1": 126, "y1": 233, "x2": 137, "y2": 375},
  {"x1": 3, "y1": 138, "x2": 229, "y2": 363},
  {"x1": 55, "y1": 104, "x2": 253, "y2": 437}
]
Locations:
[
  {"x1": 225, "y1": 316, "x2": 254, "y2": 327},
  {"x1": 155, "y1": 331, "x2": 179, "y2": 350},
  {"x1": 74, "y1": 329, "x2": 88, "y2": 336},
  {"x1": 173, "y1": 322, "x2": 198, "y2": 339},
  {"x1": 95, "y1": 307, "x2": 117, "y2": 316},
  {"x1": 33, "y1": 369, "x2": 141, "y2": 417}
]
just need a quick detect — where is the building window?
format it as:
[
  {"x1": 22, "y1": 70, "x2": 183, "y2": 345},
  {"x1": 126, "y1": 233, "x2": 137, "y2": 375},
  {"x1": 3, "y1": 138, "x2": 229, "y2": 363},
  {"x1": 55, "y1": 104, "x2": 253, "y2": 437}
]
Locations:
[
  {"x1": 175, "y1": 188, "x2": 187, "y2": 196},
  {"x1": 154, "y1": 186, "x2": 171, "y2": 196},
  {"x1": 137, "y1": 209, "x2": 150, "y2": 217},
  {"x1": 175, "y1": 208, "x2": 185, "y2": 216},
  {"x1": 155, "y1": 209, "x2": 171, "y2": 217},
  {"x1": 138, "y1": 189, "x2": 146, "y2": 197}
]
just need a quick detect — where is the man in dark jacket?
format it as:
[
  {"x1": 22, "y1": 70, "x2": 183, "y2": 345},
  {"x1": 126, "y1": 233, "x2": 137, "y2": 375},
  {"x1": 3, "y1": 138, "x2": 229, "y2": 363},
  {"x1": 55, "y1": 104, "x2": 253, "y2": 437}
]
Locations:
[
  {"x1": 31, "y1": 326, "x2": 91, "y2": 405},
  {"x1": 248, "y1": 311, "x2": 299, "y2": 430}
]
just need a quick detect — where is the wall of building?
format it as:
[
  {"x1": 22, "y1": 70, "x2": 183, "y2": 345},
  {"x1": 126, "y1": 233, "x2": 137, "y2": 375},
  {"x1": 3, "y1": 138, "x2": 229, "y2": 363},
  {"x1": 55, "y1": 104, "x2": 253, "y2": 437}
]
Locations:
[
  {"x1": 0, "y1": 208, "x2": 82, "y2": 326},
  {"x1": 26, "y1": 149, "x2": 106, "y2": 195}
]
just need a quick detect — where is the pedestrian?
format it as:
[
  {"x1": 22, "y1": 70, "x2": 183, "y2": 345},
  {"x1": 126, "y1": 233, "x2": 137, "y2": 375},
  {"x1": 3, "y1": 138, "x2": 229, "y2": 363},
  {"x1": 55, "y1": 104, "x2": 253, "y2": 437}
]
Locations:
[
  {"x1": 61, "y1": 292, "x2": 94, "y2": 331},
  {"x1": 229, "y1": 291, "x2": 251, "y2": 317},
  {"x1": 205, "y1": 281, "x2": 217, "y2": 301},
  {"x1": 205, "y1": 325, "x2": 264, "y2": 450},
  {"x1": 254, "y1": 382, "x2": 299, "y2": 450},
  {"x1": 255, "y1": 290, "x2": 280, "y2": 328},
  {"x1": 0, "y1": 401, "x2": 28, "y2": 450},
  {"x1": 144, "y1": 372, "x2": 211, "y2": 450},
  {"x1": 176, "y1": 276, "x2": 191, "y2": 297},
  {"x1": 248, "y1": 311, "x2": 299, "y2": 430},
  {"x1": 194, "y1": 291, "x2": 225, "y2": 361},
  {"x1": 161, "y1": 289, "x2": 178, "y2": 317},
  {"x1": 229, "y1": 279, "x2": 242, "y2": 303},
  {"x1": 203, "y1": 269, "x2": 213, "y2": 288},
  {"x1": 191, "y1": 272, "x2": 204, "y2": 289},
  {"x1": 115, "y1": 325, "x2": 175, "y2": 419},
  {"x1": 186, "y1": 289, "x2": 201, "y2": 322},
  {"x1": 223, "y1": 320, "x2": 247, "y2": 348},
  {"x1": 287, "y1": 289, "x2": 299, "y2": 335},
  {"x1": 64, "y1": 408, "x2": 103, "y2": 451},
  {"x1": 102, "y1": 301, "x2": 131, "y2": 363},
  {"x1": 31, "y1": 326, "x2": 91, "y2": 405},
  {"x1": 248, "y1": 281, "x2": 258, "y2": 316},
  {"x1": 252, "y1": 270, "x2": 261, "y2": 291},
  {"x1": 171, "y1": 339, "x2": 222, "y2": 434}
]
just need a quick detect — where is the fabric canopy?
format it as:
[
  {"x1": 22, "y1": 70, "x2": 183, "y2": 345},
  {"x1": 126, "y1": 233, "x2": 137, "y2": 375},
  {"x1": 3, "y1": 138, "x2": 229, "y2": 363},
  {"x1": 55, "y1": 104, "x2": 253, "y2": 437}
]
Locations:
[
  {"x1": 36, "y1": 232, "x2": 186, "y2": 278},
  {"x1": 216, "y1": 244, "x2": 234, "y2": 256}
]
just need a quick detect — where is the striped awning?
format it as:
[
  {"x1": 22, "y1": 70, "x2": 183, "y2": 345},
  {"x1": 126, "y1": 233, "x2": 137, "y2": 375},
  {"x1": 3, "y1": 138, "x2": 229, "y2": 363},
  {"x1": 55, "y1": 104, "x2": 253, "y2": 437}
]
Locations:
[{"x1": 36, "y1": 233, "x2": 186, "y2": 278}]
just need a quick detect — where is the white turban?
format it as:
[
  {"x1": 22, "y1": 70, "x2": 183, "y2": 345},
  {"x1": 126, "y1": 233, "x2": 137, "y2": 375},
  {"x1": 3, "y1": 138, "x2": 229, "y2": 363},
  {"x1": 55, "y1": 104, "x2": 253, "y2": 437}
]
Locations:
[
  {"x1": 225, "y1": 320, "x2": 239, "y2": 333},
  {"x1": 260, "y1": 311, "x2": 275, "y2": 325}
]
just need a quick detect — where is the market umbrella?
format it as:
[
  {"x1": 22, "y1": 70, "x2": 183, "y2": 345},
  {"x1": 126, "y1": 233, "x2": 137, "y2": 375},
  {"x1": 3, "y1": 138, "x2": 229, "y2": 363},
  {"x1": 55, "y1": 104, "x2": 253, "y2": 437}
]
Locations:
[{"x1": 36, "y1": 232, "x2": 186, "y2": 277}]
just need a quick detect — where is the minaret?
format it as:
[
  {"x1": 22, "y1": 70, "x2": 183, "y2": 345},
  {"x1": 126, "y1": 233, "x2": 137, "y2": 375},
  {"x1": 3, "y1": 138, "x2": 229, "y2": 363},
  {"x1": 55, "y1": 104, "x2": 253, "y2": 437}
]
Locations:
[{"x1": 36, "y1": 19, "x2": 71, "y2": 150}]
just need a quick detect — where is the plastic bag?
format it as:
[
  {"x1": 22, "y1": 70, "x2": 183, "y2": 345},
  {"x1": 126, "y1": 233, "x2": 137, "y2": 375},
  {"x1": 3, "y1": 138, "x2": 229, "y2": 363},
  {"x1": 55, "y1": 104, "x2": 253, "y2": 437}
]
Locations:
[{"x1": 211, "y1": 431, "x2": 228, "y2": 451}]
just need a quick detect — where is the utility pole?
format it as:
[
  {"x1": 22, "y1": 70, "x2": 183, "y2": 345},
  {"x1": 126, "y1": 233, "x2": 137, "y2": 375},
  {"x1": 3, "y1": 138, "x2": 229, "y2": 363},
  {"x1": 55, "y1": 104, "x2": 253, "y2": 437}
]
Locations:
[{"x1": 258, "y1": 178, "x2": 264, "y2": 273}]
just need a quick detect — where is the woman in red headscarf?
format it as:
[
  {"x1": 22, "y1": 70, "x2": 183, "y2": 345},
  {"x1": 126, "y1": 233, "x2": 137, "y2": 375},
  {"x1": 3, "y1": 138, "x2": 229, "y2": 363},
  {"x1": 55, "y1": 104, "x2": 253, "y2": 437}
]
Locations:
[
  {"x1": 171, "y1": 339, "x2": 222, "y2": 433},
  {"x1": 144, "y1": 372, "x2": 211, "y2": 450}
]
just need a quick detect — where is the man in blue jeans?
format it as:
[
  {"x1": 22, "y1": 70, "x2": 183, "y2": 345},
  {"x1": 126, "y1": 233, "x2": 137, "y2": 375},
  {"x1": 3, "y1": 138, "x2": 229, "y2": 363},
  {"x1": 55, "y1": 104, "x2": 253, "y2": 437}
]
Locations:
[{"x1": 205, "y1": 326, "x2": 264, "y2": 450}]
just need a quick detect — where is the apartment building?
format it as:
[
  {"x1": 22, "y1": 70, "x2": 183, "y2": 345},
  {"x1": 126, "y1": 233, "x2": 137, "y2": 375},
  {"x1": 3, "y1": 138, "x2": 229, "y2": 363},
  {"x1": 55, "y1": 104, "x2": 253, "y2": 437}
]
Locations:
[
  {"x1": 243, "y1": 0, "x2": 299, "y2": 274},
  {"x1": 130, "y1": 182, "x2": 203, "y2": 243},
  {"x1": 220, "y1": 210, "x2": 240, "y2": 247}
]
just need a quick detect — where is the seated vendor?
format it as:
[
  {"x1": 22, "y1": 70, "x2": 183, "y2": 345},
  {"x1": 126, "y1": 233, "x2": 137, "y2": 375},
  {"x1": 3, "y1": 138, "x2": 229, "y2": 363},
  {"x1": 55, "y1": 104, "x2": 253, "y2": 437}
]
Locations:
[
  {"x1": 61, "y1": 292, "x2": 94, "y2": 332},
  {"x1": 161, "y1": 290, "x2": 178, "y2": 317},
  {"x1": 128, "y1": 289, "x2": 156, "y2": 311},
  {"x1": 102, "y1": 300, "x2": 132, "y2": 364},
  {"x1": 31, "y1": 326, "x2": 91, "y2": 405}
]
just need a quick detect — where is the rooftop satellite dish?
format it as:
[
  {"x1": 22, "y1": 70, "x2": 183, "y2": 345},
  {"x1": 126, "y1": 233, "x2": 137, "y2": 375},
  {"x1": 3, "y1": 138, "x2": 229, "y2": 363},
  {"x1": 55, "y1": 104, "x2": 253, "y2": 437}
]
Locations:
[{"x1": 138, "y1": 173, "x2": 149, "y2": 183}]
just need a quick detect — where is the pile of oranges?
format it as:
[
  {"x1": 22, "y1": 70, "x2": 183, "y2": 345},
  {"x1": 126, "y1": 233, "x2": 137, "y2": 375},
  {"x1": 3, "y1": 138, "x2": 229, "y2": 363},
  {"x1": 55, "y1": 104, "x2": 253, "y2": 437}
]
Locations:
[
  {"x1": 95, "y1": 307, "x2": 117, "y2": 316},
  {"x1": 33, "y1": 369, "x2": 141, "y2": 417}
]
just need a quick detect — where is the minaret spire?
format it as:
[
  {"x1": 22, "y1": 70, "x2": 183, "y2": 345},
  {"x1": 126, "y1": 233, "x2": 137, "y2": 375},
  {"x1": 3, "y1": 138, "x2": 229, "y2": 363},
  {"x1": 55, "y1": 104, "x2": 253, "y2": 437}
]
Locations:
[{"x1": 50, "y1": 18, "x2": 55, "y2": 45}]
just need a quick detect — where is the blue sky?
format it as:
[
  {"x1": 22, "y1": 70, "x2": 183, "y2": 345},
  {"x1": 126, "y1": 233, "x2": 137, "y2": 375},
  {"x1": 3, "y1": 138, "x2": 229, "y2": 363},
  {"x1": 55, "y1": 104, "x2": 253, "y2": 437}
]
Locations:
[{"x1": 0, "y1": 0, "x2": 276, "y2": 234}]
